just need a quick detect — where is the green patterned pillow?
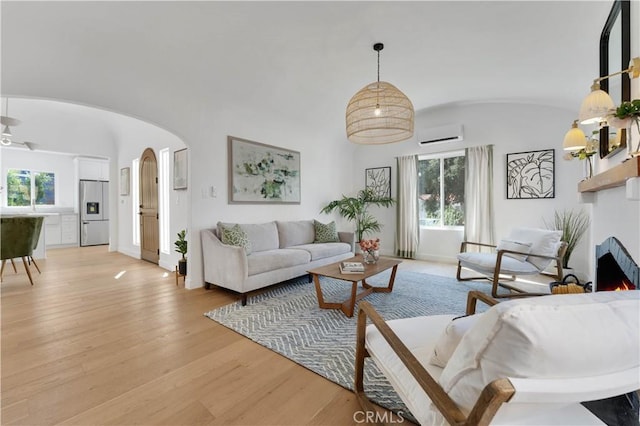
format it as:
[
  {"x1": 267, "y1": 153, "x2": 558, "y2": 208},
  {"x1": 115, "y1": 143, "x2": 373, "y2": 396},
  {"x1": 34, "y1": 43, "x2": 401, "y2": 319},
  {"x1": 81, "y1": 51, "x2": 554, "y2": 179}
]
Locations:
[
  {"x1": 220, "y1": 224, "x2": 252, "y2": 255},
  {"x1": 314, "y1": 220, "x2": 339, "y2": 243}
]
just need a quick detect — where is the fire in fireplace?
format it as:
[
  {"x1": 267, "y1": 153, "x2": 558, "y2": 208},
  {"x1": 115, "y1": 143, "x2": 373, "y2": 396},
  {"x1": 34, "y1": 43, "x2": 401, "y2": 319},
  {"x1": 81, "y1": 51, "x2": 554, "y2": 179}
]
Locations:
[{"x1": 596, "y1": 237, "x2": 639, "y2": 291}]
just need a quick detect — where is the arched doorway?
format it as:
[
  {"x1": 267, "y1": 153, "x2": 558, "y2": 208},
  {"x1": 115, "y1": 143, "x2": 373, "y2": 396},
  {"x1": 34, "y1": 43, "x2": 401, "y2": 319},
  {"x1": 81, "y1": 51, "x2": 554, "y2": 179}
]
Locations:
[{"x1": 139, "y1": 148, "x2": 159, "y2": 264}]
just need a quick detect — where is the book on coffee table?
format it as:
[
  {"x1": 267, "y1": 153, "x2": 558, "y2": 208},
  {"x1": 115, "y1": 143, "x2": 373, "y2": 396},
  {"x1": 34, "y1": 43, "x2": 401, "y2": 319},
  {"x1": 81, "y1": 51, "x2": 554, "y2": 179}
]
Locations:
[
  {"x1": 340, "y1": 261, "x2": 364, "y2": 274},
  {"x1": 339, "y1": 264, "x2": 364, "y2": 274}
]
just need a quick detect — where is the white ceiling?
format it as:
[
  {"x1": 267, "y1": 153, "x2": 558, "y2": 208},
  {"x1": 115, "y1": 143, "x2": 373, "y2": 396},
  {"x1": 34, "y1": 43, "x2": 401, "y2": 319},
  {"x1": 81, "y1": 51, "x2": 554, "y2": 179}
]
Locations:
[{"x1": 0, "y1": 1, "x2": 615, "y2": 147}]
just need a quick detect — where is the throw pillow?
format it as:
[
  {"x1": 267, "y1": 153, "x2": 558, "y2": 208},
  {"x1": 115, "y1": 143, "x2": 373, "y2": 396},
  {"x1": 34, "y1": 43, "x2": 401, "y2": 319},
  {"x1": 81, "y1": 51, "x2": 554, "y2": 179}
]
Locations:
[
  {"x1": 314, "y1": 220, "x2": 339, "y2": 243},
  {"x1": 507, "y1": 227, "x2": 562, "y2": 270},
  {"x1": 220, "y1": 224, "x2": 252, "y2": 255},
  {"x1": 496, "y1": 239, "x2": 533, "y2": 262},
  {"x1": 430, "y1": 314, "x2": 482, "y2": 368}
]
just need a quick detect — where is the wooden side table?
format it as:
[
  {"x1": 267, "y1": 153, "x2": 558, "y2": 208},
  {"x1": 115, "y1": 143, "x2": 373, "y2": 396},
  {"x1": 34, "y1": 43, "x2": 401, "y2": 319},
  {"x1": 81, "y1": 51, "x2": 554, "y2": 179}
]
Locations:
[{"x1": 175, "y1": 266, "x2": 186, "y2": 286}]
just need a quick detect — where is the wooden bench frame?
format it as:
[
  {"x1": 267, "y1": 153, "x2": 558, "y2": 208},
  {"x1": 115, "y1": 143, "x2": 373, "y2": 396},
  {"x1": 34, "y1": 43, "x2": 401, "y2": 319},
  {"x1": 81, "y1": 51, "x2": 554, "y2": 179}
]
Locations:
[{"x1": 354, "y1": 291, "x2": 513, "y2": 426}]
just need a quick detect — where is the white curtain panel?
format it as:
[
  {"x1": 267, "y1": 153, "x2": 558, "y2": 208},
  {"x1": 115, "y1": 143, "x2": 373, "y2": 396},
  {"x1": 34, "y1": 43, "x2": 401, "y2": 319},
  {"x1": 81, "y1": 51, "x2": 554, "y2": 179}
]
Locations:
[
  {"x1": 395, "y1": 155, "x2": 419, "y2": 258},
  {"x1": 464, "y1": 145, "x2": 495, "y2": 250}
]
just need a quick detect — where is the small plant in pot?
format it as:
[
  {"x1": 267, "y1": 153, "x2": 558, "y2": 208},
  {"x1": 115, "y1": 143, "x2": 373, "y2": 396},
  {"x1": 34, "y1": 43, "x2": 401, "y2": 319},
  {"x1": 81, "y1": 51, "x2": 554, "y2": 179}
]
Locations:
[{"x1": 175, "y1": 229, "x2": 188, "y2": 275}]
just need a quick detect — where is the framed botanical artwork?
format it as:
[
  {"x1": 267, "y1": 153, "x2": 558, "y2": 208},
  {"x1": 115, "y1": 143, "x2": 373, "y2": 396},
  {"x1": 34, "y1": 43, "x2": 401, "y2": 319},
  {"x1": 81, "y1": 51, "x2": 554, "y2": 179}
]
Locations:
[
  {"x1": 228, "y1": 136, "x2": 301, "y2": 204},
  {"x1": 120, "y1": 167, "x2": 130, "y2": 196},
  {"x1": 365, "y1": 166, "x2": 391, "y2": 198},
  {"x1": 173, "y1": 148, "x2": 188, "y2": 190},
  {"x1": 506, "y1": 149, "x2": 555, "y2": 199}
]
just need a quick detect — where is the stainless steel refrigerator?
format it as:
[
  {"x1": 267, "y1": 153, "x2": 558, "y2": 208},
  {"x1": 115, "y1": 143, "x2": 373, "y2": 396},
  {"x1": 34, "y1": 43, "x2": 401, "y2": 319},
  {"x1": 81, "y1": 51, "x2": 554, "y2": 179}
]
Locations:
[{"x1": 80, "y1": 180, "x2": 109, "y2": 246}]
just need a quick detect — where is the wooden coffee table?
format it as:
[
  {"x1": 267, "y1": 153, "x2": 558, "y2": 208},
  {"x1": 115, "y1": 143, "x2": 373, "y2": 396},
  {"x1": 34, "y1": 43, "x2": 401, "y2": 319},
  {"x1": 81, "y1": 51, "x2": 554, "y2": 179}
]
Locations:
[{"x1": 308, "y1": 255, "x2": 402, "y2": 317}]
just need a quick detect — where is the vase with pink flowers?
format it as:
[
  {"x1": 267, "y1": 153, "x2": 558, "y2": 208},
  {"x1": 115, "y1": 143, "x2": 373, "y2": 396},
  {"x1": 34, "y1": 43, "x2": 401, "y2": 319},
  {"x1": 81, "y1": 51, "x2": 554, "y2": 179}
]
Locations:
[{"x1": 359, "y1": 238, "x2": 380, "y2": 264}]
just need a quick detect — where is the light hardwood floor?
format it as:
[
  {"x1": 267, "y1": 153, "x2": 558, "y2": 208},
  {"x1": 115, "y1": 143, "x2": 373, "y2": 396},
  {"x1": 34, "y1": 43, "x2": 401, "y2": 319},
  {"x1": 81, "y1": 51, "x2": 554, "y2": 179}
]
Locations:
[{"x1": 2, "y1": 247, "x2": 463, "y2": 425}]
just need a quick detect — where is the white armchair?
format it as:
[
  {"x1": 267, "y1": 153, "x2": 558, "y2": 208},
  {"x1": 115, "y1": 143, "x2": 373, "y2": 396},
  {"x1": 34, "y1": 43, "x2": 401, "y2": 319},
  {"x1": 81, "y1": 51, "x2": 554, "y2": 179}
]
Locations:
[
  {"x1": 456, "y1": 227, "x2": 567, "y2": 298},
  {"x1": 355, "y1": 290, "x2": 639, "y2": 425}
]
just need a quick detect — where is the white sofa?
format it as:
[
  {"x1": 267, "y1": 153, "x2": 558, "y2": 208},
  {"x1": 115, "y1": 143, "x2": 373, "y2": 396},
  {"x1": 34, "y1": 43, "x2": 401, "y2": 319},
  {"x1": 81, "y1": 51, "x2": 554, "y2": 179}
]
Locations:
[
  {"x1": 201, "y1": 220, "x2": 354, "y2": 304},
  {"x1": 356, "y1": 290, "x2": 640, "y2": 425}
]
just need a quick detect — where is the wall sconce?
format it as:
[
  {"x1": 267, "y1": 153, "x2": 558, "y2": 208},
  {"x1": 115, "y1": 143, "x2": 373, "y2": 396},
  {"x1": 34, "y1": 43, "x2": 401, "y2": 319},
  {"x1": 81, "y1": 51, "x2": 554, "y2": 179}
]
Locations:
[
  {"x1": 563, "y1": 120, "x2": 588, "y2": 150},
  {"x1": 578, "y1": 57, "x2": 640, "y2": 125}
]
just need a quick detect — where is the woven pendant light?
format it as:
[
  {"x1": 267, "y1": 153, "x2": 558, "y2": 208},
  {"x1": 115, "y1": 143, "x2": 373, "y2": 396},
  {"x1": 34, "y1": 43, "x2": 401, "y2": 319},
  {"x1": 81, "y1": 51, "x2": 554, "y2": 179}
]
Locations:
[{"x1": 346, "y1": 43, "x2": 414, "y2": 144}]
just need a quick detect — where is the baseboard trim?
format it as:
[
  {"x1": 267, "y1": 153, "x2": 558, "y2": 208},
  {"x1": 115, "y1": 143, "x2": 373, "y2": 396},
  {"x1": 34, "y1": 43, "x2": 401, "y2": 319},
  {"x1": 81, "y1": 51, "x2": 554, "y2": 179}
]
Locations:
[{"x1": 414, "y1": 254, "x2": 458, "y2": 264}]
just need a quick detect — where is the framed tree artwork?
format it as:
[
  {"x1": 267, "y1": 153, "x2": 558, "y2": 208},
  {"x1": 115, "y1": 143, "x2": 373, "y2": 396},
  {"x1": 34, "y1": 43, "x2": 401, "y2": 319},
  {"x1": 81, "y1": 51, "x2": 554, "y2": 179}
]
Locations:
[
  {"x1": 506, "y1": 149, "x2": 555, "y2": 199},
  {"x1": 365, "y1": 166, "x2": 391, "y2": 198}
]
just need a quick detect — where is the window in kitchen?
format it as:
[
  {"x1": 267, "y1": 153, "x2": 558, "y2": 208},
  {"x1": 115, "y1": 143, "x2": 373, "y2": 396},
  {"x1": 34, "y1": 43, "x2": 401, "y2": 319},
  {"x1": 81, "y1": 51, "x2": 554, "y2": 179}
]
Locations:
[{"x1": 6, "y1": 169, "x2": 55, "y2": 207}]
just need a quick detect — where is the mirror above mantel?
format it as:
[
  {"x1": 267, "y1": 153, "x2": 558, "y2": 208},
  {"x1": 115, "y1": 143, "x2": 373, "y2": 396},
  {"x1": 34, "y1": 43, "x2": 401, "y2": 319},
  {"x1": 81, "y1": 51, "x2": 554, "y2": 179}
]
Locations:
[{"x1": 598, "y1": 0, "x2": 631, "y2": 159}]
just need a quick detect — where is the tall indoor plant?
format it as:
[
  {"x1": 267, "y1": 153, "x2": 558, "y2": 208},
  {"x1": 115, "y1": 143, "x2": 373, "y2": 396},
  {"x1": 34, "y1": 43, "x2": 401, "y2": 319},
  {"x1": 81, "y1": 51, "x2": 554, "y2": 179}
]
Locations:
[
  {"x1": 544, "y1": 209, "x2": 590, "y2": 269},
  {"x1": 320, "y1": 188, "x2": 395, "y2": 242},
  {"x1": 174, "y1": 229, "x2": 188, "y2": 275}
]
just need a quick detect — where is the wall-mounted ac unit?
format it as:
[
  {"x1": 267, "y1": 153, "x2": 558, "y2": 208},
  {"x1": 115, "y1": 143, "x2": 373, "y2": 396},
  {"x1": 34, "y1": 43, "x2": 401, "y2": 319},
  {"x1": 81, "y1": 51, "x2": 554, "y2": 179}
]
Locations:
[{"x1": 417, "y1": 124, "x2": 464, "y2": 146}]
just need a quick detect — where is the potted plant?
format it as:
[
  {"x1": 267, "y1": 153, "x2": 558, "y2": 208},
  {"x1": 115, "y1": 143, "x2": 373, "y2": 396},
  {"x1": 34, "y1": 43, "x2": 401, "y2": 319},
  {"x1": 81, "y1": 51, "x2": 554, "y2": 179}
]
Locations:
[
  {"x1": 608, "y1": 99, "x2": 640, "y2": 156},
  {"x1": 320, "y1": 188, "x2": 395, "y2": 243},
  {"x1": 562, "y1": 132, "x2": 598, "y2": 179},
  {"x1": 174, "y1": 229, "x2": 188, "y2": 275},
  {"x1": 543, "y1": 209, "x2": 590, "y2": 269}
]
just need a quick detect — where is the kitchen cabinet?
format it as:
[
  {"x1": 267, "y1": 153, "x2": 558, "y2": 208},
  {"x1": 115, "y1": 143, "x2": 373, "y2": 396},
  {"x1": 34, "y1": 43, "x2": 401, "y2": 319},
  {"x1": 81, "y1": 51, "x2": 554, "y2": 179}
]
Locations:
[
  {"x1": 44, "y1": 213, "x2": 78, "y2": 247},
  {"x1": 61, "y1": 214, "x2": 78, "y2": 245},
  {"x1": 77, "y1": 158, "x2": 109, "y2": 181},
  {"x1": 44, "y1": 214, "x2": 61, "y2": 246}
]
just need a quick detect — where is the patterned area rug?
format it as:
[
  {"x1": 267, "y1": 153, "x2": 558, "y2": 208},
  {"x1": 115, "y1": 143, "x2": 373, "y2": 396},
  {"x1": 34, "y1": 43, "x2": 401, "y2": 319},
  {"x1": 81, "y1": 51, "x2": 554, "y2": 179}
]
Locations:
[{"x1": 203, "y1": 270, "x2": 490, "y2": 419}]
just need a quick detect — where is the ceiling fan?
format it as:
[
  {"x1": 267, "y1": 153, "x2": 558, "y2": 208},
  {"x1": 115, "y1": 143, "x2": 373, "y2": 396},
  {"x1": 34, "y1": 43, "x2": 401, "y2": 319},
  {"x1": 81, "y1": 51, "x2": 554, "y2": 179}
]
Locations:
[{"x1": 1, "y1": 98, "x2": 34, "y2": 150}]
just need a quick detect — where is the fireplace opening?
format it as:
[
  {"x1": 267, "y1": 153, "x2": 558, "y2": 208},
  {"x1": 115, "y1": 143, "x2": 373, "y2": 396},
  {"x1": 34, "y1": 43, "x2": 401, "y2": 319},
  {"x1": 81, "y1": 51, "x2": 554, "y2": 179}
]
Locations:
[{"x1": 596, "y1": 237, "x2": 639, "y2": 292}]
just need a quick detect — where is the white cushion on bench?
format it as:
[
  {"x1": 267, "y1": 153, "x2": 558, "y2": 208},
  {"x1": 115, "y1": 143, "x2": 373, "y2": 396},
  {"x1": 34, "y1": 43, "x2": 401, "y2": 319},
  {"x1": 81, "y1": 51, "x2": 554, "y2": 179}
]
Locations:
[
  {"x1": 458, "y1": 252, "x2": 540, "y2": 275},
  {"x1": 440, "y1": 291, "x2": 640, "y2": 413},
  {"x1": 366, "y1": 314, "x2": 454, "y2": 424}
]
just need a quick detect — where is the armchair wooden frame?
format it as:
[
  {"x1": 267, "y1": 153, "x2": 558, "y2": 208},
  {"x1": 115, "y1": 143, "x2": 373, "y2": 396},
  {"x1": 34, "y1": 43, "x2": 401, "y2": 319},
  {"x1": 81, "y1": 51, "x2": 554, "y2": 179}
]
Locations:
[
  {"x1": 354, "y1": 291, "x2": 512, "y2": 426},
  {"x1": 456, "y1": 241, "x2": 568, "y2": 298}
]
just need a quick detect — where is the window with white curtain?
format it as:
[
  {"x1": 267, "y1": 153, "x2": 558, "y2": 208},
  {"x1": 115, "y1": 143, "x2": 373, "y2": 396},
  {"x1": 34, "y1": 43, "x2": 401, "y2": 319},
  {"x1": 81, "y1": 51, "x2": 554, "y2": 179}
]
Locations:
[
  {"x1": 132, "y1": 158, "x2": 140, "y2": 246},
  {"x1": 159, "y1": 148, "x2": 170, "y2": 254},
  {"x1": 417, "y1": 150, "x2": 465, "y2": 228}
]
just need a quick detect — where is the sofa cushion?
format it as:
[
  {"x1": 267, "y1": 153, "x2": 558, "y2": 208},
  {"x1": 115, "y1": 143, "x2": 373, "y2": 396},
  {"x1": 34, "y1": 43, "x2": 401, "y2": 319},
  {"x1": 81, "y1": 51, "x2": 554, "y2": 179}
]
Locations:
[
  {"x1": 430, "y1": 314, "x2": 482, "y2": 368},
  {"x1": 496, "y1": 239, "x2": 532, "y2": 262},
  {"x1": 288, "y1": 242, "x2": 351, "y2": 261},
  {"x1": 247, "y1": 248, "x2": 311, "y2": 276},
  {"x1": 506, "y1": 227, "x2": 562, "y2": 270},
  {"x1": 219, "y1": 224, "x2": 252, "y2": 255},
  {"x1": 314, "y1": 220, "x2": 339, "y2": 243},
  {"x1": 439, "y1": 291, "x2": 640, "y2": 413},
  {"x1": 277, "y1": 220, "x2": 314, "y2": 248},
  {"x1": 218, "y1": 221, "x2": 279, "y2": 253}
]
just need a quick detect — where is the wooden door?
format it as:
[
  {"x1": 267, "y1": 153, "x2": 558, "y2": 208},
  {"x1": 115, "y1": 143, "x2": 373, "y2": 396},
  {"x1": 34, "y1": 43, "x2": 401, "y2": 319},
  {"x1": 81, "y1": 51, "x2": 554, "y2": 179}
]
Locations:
[{"x1": 140, "y1": 148, "x2": 159, "y2": 264}]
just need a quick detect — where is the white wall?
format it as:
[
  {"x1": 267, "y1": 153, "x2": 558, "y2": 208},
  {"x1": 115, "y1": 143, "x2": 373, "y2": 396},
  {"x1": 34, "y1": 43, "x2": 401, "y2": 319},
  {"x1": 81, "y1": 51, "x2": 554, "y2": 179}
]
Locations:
[
  {"x1": 588, "y1": 0, "x2": 640, "y2": 276},
  {"x1": 114, "y1": 117, "x2": 188, "y2": 271},
  {"x1": 0, "y1": 98, "x2": 191, "y2": 271},
  {"x1": 187, "y1": 105, "x2": 355, "y2": 289},
  {"x1": 353, "y1": 102, "x2": 592, "y2": 276}
]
